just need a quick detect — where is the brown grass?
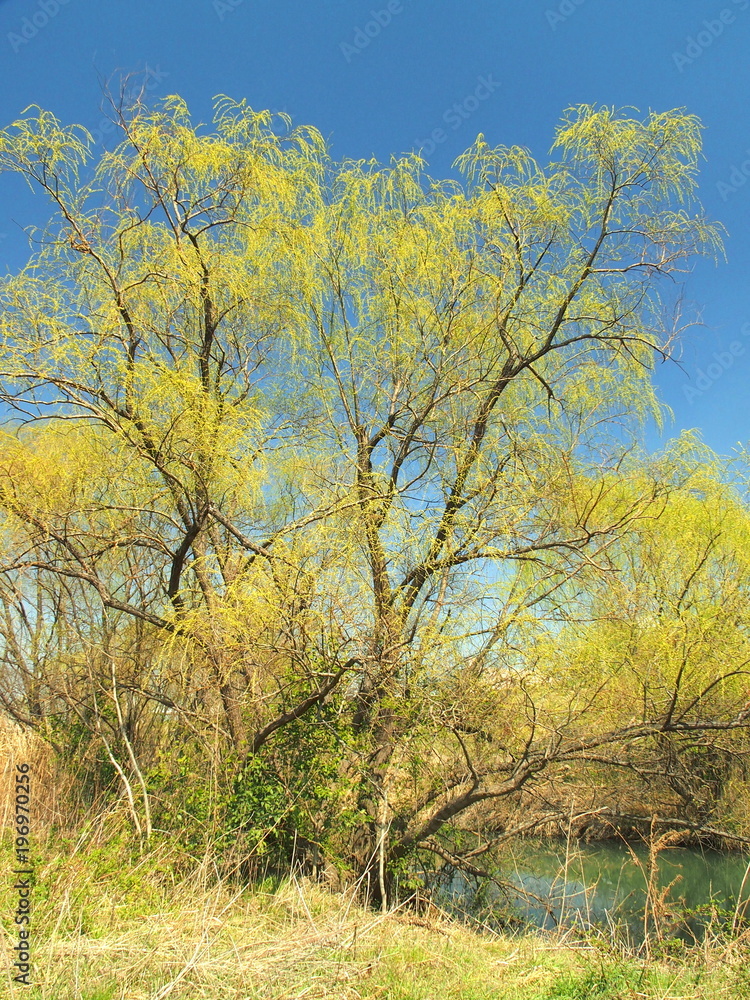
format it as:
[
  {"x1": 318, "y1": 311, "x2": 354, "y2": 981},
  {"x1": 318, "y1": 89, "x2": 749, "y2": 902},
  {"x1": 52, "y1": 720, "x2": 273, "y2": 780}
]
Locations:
[
  {"x1": 1, "y1": 837, "x2": 749, "y2": 1000},
  {"x1": 2, "y1": 725, "x2": 749, "y2": 998}
]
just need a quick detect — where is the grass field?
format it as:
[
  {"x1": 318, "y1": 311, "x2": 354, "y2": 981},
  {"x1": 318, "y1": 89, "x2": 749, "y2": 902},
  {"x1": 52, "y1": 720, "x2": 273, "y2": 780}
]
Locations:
[{"x1": 2, "y1": 836, "x2": 750, "y2": 1000}]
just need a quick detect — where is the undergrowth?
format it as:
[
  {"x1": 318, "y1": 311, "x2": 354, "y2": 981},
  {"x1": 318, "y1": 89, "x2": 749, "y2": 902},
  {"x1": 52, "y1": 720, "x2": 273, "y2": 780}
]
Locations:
[{"x1": 1, "y1": 822, "x2": 750, "y2": 1000}]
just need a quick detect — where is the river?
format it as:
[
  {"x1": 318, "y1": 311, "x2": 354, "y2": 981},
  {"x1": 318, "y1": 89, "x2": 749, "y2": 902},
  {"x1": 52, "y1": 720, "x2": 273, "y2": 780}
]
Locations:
[{"x1": 429, "y1": 839, "x2": 750, "y2": 944}]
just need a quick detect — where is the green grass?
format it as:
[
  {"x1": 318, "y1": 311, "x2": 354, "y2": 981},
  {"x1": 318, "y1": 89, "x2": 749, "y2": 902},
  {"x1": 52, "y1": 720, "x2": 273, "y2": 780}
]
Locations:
[{"x1": 2, "y1": 837, "x2": 749, "y2": 999}]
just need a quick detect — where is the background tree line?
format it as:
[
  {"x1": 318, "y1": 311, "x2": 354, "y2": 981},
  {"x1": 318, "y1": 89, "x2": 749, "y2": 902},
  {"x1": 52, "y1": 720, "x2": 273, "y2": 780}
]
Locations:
[{"x1": 0, "y1": 96, "x2": 749, "y2": 903}]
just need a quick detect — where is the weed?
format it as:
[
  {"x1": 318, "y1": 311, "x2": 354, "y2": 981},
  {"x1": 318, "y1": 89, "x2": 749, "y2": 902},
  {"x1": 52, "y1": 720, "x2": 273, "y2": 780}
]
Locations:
[{"x1": 1, "y1": 831, "x2": 750, "y2": 999}]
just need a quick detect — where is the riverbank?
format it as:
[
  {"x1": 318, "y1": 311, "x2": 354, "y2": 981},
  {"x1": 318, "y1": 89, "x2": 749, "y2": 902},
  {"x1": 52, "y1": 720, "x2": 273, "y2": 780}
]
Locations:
[{"x1": 2, "y1": 839, "x2": 750, "y2": 999}]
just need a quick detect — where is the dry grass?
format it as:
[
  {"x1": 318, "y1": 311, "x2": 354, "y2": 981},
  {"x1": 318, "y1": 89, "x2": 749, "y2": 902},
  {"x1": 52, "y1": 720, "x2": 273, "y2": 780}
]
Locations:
[
  {"x1": 0, "y1": 716, "x2": 66, "y2": 834},
  {"x1": 0, "y1": 836, "x2": 749, "y2": 1000},
  {"x1": 2, "y1": 719, "x2": 750, "y2": 999}
]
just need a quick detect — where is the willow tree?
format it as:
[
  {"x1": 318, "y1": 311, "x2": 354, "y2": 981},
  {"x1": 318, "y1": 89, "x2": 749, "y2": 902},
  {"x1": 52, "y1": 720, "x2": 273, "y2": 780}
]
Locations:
[
  {"x1": 1, "y1": 97, "x2": 740, "y2": 891},
  {"x1": 493, "y1": 435, "x2": 750, "y2": 847}
]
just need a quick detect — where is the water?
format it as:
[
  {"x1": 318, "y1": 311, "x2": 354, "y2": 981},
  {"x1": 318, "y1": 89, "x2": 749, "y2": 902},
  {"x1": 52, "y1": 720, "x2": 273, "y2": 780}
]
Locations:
[{"x1": 429, "y1": 839, "x2": 750, "y2": 943}]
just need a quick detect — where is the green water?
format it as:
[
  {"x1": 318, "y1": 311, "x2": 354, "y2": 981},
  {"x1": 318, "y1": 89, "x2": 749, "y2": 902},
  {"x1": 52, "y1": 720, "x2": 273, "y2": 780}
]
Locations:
[{"x1": 434, "y1": 839, "x2": 750, "y2": 942}]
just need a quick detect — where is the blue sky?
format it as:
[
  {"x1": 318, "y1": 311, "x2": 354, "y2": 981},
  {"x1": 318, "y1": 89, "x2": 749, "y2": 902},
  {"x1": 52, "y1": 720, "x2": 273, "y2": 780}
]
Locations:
[{"x1": 0, "y1": 0, "x2": 748, "y2": 456}]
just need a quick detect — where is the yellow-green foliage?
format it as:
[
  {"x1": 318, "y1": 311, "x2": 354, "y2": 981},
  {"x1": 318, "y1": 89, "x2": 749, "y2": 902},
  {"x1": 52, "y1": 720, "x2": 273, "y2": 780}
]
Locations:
[{"x1": 0, "y1": 97, "x2": 744, "y2": 876}]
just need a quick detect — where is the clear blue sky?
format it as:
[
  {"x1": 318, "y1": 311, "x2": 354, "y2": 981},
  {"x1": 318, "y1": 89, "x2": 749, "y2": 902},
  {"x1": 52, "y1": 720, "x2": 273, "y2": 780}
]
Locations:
[{"x1": 1, "y1": 0, "x2": 748, "y2": 456}]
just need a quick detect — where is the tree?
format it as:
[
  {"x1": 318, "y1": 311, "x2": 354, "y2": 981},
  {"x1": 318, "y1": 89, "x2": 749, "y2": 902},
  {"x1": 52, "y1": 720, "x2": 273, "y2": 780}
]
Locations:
[
  {"x1": 476, "y1": 435, "x2": 750, "y2": 849},
  {"x1": 549, "y1": 438, "x2": 750, "y2": 834},
  {"x1": 1, "y1": 97, "x2": 744, "y2": 897}
]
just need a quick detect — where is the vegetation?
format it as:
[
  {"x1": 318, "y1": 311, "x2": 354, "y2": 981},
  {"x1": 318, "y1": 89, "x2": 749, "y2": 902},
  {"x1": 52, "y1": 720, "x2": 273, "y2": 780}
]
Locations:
[
  {"x1": 1, "y1": 93, "x2": 750, "y2": 935},
  {"x1": 2, "y1": 820, "x2": 750, "y2": 999}
]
